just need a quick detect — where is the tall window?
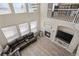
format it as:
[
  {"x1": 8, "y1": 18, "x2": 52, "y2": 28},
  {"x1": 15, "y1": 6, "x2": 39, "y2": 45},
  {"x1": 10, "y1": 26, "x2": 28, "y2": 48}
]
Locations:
[
  {"x1": 19, "y1": 23, "x2": 29, "y2": 36},
  {"x1": 30, "y1": 21, "x2": 37, "y2": 33},
  {"x1": 0, "y1": 3, "x2": 11, "y2": 14},
  {"x1": 1, "y1": 26, "x2": 19, "y2": 43},
  {"x1": 13, "y1": 3, "x2": 27, "y2": 13}
]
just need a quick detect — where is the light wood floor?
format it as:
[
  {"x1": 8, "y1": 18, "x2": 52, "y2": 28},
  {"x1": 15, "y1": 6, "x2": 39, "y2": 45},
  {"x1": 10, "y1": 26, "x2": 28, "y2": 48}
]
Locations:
[{"x1": 21, "y1": 37, "x2": 73, "y2": 56}]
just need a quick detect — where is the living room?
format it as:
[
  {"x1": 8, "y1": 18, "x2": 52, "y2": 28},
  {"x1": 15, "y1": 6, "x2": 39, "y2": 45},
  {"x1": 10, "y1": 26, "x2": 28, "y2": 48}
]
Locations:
[{"x1": 0, "y1": 2, "x2": 79, "y2": 57}]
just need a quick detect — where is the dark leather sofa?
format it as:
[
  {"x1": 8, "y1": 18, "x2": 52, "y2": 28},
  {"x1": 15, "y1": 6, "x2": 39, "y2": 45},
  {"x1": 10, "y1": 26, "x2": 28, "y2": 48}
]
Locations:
[{"x1": 1, "y1": 32, "x2": 37, "y2": 56}]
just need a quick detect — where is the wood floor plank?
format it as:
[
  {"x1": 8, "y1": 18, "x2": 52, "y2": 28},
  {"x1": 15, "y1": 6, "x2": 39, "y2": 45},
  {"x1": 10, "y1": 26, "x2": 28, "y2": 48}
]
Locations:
[{"x1": 21, "y1": 37, "x2": 73, "y2": 56}]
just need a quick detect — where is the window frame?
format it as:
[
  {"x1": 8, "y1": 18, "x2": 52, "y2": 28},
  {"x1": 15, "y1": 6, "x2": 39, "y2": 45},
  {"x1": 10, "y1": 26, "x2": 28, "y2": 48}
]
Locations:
[
  {"x1": 30, "y1": 21, "x2": 38, "y2": 33},
  {"x1": 0, "y1": 3, "x2": 11, "y2": 14},
  {"x1": 1, "y1": 26, "x2": 19, "y2": 43},
  {"x1": 19, "y1": 23, "x2": 30, "y2": 36},
  {"x1": 13, "y1": 3, "x2": 27, "y2": 13}
]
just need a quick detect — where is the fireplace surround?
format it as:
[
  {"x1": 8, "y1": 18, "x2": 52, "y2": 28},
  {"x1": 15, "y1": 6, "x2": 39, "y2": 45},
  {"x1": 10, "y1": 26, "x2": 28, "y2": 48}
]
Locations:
[{"x1": 44, "y1": 24, "x2": 79, "y2": 53}]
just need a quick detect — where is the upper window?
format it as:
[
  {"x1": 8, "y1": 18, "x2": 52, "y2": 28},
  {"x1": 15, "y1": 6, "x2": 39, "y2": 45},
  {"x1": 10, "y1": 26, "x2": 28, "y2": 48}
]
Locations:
[
  {"x1": 1, "y1": 26, "x2": 19, "y2": 43},
  {"x1": 0, "y1": 3, "x2": 11, "y2": 14},
  {"x1": 19, "y1": 23, "x2": 29, "y2": 36},
  {"x1": 13, "y1": 3, "x2": 27, "y2": 13},
  {"x1": 30, "y1": 21, "x2": 37, "y2": 33},
  {"x1": 28, "y1": 3, "x2": 39, "y2": 13}
]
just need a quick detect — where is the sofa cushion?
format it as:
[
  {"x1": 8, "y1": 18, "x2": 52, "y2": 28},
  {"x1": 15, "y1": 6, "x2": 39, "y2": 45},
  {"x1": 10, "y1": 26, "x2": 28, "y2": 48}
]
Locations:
[
  {"x1": 22, "y1": 34, "x2": 28, "y2": 39},
  {"x1": 9, "y1": 37, "x2": 24, "y2": 49},
  {"x1": 8, "y1": 39, "x2": 17, "y2": 47},
  {"x1": 27, "y1": 32, "x2": 34, "y2": 39}
]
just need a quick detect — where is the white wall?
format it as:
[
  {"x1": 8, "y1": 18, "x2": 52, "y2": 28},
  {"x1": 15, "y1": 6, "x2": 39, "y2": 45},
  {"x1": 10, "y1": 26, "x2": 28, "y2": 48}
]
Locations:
[{"x1": 40, "y1": 3, "x2": 79, "y2": 53}]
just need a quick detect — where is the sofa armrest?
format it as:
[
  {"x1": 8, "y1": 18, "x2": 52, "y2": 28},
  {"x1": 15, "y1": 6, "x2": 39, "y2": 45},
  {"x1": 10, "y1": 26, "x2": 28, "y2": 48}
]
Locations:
[
  {"x1": 3, "y1": 45, "x2": 10, "y2": 53},
  {"x1": 8, "y1": 47, "x2": 20, "y2": 56}
]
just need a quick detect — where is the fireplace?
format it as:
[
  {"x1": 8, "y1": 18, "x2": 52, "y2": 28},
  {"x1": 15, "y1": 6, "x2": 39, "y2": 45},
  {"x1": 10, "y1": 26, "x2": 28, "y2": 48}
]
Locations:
[
  {"x1": 55, "y1": 26, "x2": 74, "y2": 46},
  {"x1": 56, "y1": 30, "x2": 73, "y2": 44}
]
